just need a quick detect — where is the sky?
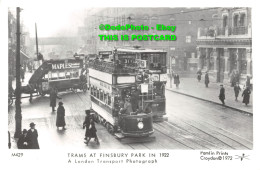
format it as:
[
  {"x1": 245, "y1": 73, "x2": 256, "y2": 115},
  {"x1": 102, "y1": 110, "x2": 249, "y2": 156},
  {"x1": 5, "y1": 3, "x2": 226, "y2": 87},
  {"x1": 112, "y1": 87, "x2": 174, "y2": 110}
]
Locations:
[
  {"x1": 7, "y1": 0, "x2": 89, "y2": 38},
  {"x1": 8, "y1": 7, "x2": 87, "y2": 38}
]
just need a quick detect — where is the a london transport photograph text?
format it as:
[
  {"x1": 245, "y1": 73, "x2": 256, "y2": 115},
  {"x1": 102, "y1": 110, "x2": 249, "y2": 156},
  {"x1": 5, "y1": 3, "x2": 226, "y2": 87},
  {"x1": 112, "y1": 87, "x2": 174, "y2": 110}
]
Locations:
[{"x1": 8, "y1": 7, "x2": 252, "y2": 150}]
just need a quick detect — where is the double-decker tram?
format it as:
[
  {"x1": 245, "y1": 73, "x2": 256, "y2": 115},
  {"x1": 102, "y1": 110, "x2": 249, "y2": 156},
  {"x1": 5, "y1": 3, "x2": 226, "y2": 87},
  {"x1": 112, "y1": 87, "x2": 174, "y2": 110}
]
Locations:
[
  {"x1": 99, "y1": 46, "x2": 168, "y2": 122},
  {"x1": 88, "y1": 56, "x2": 155, "y2": 141}
]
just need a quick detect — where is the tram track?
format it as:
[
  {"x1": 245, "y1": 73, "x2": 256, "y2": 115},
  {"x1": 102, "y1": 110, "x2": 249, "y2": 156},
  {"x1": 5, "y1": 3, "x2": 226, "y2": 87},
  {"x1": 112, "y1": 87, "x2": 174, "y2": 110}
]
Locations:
[
  {"x1": 153, "y1": 123, "x2": 194, "y2": 149},
  {"x1": 67, "y1": 91, "x2": 252, "y2": 149},
  {"x1": 166, "y1": 114, "x2": 252, "y2": 150}
]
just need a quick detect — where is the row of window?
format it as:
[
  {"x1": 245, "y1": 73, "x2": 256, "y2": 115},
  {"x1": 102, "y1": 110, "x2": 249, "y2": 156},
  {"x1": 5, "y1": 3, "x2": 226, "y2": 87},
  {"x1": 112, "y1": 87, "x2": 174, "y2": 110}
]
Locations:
[
  {"x1": 90, "y1": 86, "x2": 112, "y2": 107},
  {"x1": 223, "y1": 13, "x2": 246, "y2": 28},
  {"x1": 44, "y1": 69, "x2": 80, "y2": 81}
]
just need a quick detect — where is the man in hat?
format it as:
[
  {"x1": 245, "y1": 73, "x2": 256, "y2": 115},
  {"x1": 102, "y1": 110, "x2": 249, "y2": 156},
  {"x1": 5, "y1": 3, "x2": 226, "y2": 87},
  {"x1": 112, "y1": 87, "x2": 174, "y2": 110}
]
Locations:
[
  {"x1": 26, "y1": 122, "x2": 39, "y2": 149},
  {"x1": 83, "y1": 110, "x2": 91, "y2": 141},
  {"x1": 56, "y1": 102, "x2": 66, "y2": 130},
  {"x1": 219, "y1": 84, "x2": 225, "y2": 105},
  {"x1": 205, "y1": 72, "x2": 210, "y2": 87},
  {"x1": 234, "y1": 82, "x2": 241, "y2": 101},
  {"x1": 173, "y1": 73, "x2": 180, "y2": 88},
  {"x1": 85, "y1": 118, "x2": 100, "y2": 146},
  {"x1": 17, "y1": 129, "x2": 28, "y2": 149}
]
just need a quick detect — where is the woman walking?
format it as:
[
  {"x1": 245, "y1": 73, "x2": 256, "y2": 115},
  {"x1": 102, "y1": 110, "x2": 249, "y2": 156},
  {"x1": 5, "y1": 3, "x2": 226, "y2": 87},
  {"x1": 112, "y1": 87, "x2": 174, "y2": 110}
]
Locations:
[
  {"x1": 56, "y1": 102, "x2": 66, "y2": 130},
  {"x1": 242, "y1": 86, "x2": 251, "y2": 106},
  {"x1": 85, "y1": 118, "x2": 100, "y2": 146}
]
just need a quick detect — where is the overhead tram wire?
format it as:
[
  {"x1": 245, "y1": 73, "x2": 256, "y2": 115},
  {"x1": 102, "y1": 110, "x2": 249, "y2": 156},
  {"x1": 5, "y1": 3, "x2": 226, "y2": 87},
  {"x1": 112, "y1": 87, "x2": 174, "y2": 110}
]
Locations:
[
  {"x1": 89, "y1": 7, "x2": 222, "y2": 24},
  {"x1": 91, "y1": 7, "x2": 250, "y2": 24}
]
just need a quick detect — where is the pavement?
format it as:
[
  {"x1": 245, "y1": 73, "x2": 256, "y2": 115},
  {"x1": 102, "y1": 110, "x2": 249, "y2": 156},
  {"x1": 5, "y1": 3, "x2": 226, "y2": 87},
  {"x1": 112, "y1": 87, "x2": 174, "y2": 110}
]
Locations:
[{"x1": 166, "y1": 75, "x2": 253, "y2": 115}]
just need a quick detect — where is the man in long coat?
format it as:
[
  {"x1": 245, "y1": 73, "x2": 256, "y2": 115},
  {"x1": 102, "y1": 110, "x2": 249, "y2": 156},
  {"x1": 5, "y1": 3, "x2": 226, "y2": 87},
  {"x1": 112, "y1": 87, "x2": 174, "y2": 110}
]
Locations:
[
  {"x1": 56, "y1": 102, "x2": 66, "y2": 130},
  {"x1": 50, "y1": 87, "x2": 61, "y2": 111},
  {"x1": 85, "y1": 118, "x2": 99, "y2": 146},
  {"x1": 173, "y1": 73, "x2": 180, "y2": 88},
  {"x1": 219, "y1": 85, "x2": 225, "y2": 105},
  {"x1": 26, "y1": 122, "x2": 40, "y2": 149},
  {"x1": 242, "y1": 86, "x2": 251, "y2": 106},
  {"x1": 205, "y1": 72, "x2": 209, "y2": 87},
  {"x1": 83, "y1": 110, "x2": 91, "y2": 140},
  {"x1": 197, "y1": 69, "x2": 202, "y2": 82},
  {"x1": 234, "y1": 82, "x2": 241, "y2": 101},
  {"x1": 17, "y1": 129, "x2": 28, "y2": 149}
]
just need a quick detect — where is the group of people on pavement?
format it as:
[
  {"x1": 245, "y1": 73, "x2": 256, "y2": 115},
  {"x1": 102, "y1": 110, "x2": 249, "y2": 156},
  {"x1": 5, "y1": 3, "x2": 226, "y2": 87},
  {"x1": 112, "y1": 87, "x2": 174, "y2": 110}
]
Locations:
[
  {"x1": 196, "y1": 69, "x2": 252, "y2": 106},
  {"x1": 218, "y1": 84, "x2": 251, "y2": 106},
  {"x1": 50, "y1": 86, "x2": 99, "y2": 145},
  {"x1": 17, "y1": 122, "x2": 39, "y2": 149}
]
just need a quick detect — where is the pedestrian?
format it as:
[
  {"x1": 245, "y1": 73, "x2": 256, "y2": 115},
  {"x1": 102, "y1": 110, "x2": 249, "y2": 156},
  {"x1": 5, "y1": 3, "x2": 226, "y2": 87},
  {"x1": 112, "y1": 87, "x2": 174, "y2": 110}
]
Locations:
[
  {"x1": 242, "y1": 86, "x2": 251, "y2": 106},
  {"x1": 205, "y1": 72, "x2": 209, "y2": 87},
  {"x1": 246, "y1": 76, "x2": 251, "y2": 89},
  {"x1": 84, "y1": 118, "x2": 100, "y2": 146},
  {"x1": 219, "y1": 84, "x2": 225, "y2": 105},
  {"x1": 83, "y1": 110, "x2": 91, "y2": 141},
  {"x1": 50, "y1": 87, "x2": 61, "y2": 111},
  {"x1": 173, "y1": 73, "x2": 180, "y2": 88},
  {"x1": 56, "y1": 102, "x2": 66, "y2": 130},
  {"x1": 26, "y1": 122, "x2": 39, "y2": 149},
  {"x1": 20, "y1": 66, "x2": 25, "y2": 82},
  {"x1": 197, "y1": 69, "x2": 202, "y2": 82},
  {"x1": 17, "y1": 129, "x2": 28, "y2": 149},
  {"x1": 234, "y1": 82, "x2": 241, "y2": 101}
]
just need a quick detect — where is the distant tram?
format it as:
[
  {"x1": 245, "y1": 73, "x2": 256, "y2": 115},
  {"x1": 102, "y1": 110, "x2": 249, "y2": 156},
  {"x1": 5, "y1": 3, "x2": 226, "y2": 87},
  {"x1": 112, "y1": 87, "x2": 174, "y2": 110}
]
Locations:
[
  {"x1": 99, "y1": 46, "x2": 168, "y2": 122},
  {"x1": 29, "y1": 58, "x2": 87, "y2": 95}
]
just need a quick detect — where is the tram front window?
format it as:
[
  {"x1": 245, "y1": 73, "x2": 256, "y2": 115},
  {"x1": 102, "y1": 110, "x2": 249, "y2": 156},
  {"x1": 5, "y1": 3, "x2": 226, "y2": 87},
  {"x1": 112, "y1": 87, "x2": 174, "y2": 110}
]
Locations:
[{"x1": 153, "y1": 83, "x2": 164, "y2": 98}]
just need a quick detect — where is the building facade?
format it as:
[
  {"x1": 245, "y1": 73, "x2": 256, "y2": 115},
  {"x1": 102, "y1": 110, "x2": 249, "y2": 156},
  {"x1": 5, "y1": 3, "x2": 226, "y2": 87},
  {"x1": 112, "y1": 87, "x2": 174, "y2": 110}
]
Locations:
[
  {"x1": 78, "y1": 8, "x2": 217, "y2": 73},
  {"x1": 196, "y1": 8, "x2": 252, "y2": 84},
  {"x1": 32, "y1": 37, "x2": 80, "y2": 60}
]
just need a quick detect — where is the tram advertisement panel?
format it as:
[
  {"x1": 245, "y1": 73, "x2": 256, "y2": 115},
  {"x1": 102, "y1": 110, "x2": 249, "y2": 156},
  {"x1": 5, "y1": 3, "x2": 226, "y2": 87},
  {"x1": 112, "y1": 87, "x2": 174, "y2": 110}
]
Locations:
[{"x1": 51, "y1": 59, "x2": 83, "y2": 70}]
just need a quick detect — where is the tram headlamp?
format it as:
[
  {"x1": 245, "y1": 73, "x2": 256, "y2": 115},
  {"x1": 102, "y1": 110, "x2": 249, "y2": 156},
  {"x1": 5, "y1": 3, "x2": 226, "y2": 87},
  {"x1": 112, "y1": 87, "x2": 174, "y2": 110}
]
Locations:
[{"x1": 137, "y1": 122, "x2": 144, "y2": 129}]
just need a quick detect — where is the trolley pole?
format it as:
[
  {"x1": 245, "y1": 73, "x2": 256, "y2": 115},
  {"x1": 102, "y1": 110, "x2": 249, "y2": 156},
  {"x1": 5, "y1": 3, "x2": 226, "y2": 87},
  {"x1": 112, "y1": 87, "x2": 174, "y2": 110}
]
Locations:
[{"x1": 14, "y1": 7, "x2": 22, "y2": 138}]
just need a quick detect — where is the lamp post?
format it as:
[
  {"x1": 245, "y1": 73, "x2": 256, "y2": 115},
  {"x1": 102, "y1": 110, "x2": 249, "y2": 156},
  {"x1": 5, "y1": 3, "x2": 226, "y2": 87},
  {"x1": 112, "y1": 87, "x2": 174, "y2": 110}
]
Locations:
[{"x1": 14, "y1": 7, "x2": 22, "y2": 138}]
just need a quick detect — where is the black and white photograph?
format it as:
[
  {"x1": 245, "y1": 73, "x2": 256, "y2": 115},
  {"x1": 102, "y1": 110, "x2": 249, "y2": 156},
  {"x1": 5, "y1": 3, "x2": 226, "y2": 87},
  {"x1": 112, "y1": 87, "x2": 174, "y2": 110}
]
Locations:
[{"x1": 1, "y1": 0, "x2": 259, "y2": 169}]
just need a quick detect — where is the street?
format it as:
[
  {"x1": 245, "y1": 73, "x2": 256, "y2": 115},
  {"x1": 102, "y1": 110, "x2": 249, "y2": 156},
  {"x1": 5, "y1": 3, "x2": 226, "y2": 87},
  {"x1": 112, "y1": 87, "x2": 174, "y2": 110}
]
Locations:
[{"x1": 8, "y1": 88, "x2": 253, "y2": 150}]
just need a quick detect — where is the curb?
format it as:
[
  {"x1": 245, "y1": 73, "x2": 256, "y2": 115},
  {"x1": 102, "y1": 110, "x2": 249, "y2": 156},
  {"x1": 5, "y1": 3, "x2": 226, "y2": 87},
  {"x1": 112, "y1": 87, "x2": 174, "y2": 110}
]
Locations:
[{"x1": 165, "y1": 87, "x2": 253, "y2": 116}]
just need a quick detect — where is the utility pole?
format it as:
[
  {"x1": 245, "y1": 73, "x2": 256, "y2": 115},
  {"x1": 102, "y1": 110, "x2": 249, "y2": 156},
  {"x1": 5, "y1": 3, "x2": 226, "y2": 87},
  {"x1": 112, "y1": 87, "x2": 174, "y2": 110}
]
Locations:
[
  {"x1": 14, "y1": 7, "x2": 22, "y2": 138},
  {"x1": 169, "y1": 55, "x2": 172, "y2": 88},
  {"x1": 35, "y1": 23, "x2": 39, "y2": 58}
]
